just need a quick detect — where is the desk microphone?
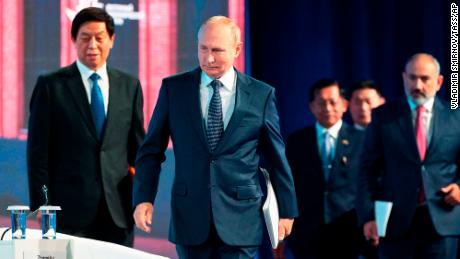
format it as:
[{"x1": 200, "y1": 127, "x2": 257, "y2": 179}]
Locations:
[{"x1": 0, "y1": 185, "x2": 48, "y2": 240}]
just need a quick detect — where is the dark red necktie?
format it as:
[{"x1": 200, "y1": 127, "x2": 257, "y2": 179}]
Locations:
[{"x1": 416, "y1": 106, "x2": 427, "y2": 204}]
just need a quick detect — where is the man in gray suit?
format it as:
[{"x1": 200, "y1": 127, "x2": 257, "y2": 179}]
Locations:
[
  {"x1": 133, "y1": 16, "x2": 298, "y2": 258},
  {"x1": 27, "y1": 7, "x2": 145, "y2": 246}
]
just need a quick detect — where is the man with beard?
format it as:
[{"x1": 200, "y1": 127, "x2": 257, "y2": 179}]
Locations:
[{"x1": 357, "y1": 53, "x2": 460, "y2": 258}]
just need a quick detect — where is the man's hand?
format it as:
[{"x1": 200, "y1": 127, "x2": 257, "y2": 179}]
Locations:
[
  {"x1": 363, "y1": 220, "x2": 379, "y2": 247},
  {"x1": 278, "y1": 218, "x2": 294, "y2": 241},
  {"x1": 133, "y1": 202, "x2": 153, "y2": 233},
  {"x1": 441, "y1": 183, "x2": 460, "y2": 206}
]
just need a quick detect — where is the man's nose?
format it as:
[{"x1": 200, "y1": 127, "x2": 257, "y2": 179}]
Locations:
[
  {"x1": 88, "y1": 37, "x2": 97, "y2": 48},
  {"x1": 414, "y1": 78, "x2": 424, "y2": 89},
  {"x1": 207, "y1": 54, "x2": 215, "y2": 64}
]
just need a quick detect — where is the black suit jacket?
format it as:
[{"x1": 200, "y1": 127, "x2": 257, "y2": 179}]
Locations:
[
  {"x1": 27, "y1": 63, "x2": 145, "y2": 231},
  {"x1": 357, "y1": 98, "x2": 460, "y2": 237},
  {"x1": 133, "y1": 68, "x2": 298, "y2": 246},
  {"x1": 286, "y1": 123, "x2": 364, "y2": 245}
]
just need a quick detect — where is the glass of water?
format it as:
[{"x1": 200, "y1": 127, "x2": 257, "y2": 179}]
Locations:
[{"x1": 7, "y1": 205, "x2": 30, "y2": 239}]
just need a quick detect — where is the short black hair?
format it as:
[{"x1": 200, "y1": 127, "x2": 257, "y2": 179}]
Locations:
[
  {"x1": 347, "y1": 80, "x2": 382, "y2": 100},
  {"x1": 308, "y1": 78, "x2": 344, "y2": 103},
  {"x1": 71, "y1": 7, "x2": 115, "y2": 40}
]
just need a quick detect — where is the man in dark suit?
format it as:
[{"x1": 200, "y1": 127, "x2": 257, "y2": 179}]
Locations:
[
  {"x1": 348, "y1": 80, "x2": 385, "y2": 131},
  {"x1": 357, "y1": 53, "x2": 460, "y2": 258},
  {"x1": 27, "y1": 7, "x2": 144, "y2": 247},
  {"x1": 286, "y1": 79, "x2": 365, "y2": 259},
  {"x1": 133, "y1": 16, "x2": 298, "y2": 258}
]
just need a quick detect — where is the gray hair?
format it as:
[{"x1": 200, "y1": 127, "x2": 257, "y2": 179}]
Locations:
[
  {"x1": 405, "y1": 53, "x2": 441, "y2": 74},
  {"x1": 197, "y1": 16, "x2": 241, "y2": 45}
]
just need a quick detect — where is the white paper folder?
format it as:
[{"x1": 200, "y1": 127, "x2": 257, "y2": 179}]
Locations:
[
  {"x1": 261, "y1": 168, "x2": 279, "y2": 249},
  {"x1": 375, "y1": 200, "x2": 393, "y2": 237}
]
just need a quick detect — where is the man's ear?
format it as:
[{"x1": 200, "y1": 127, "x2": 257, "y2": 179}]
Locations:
[{"x1": 234, "y1": 42, "x2": 243, "y2": 58}]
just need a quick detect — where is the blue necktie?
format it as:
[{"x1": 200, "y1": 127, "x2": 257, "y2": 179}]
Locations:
[
  {"x1": 321, "y1": 130, "x2": 333, "y2": 223},
  {"x1": 89, "y1": 73, "x2": 105, "y2": 139},
  {"x1": 321, "y1": 131, "x2": 333, "y2": 181},
  {"x1": 207, "y1": 80, "x2": 224, "y2": 151}
]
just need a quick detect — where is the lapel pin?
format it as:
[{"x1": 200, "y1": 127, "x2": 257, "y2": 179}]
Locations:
[
  {"x1": 341, "y1": 139, "x2": 349, "y2": 145},
  {"x1": 341, "y1": 156, "x2": 348, "y2": 165}
]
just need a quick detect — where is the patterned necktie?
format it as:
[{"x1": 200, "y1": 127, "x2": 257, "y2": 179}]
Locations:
[
  {"x1": 89, "y1": 73, "x2": 106, "y2": 139},
  {"x1": 416, "y1": 105, "x2": 427, "y2": 204},
  {"x1": 207, "y1": 80, "x2": 224, "y2": 151}
]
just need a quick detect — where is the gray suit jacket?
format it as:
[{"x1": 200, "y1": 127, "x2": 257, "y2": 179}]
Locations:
[{"x1": 357, "y1": 97, "x2": 460, "y2": 237}]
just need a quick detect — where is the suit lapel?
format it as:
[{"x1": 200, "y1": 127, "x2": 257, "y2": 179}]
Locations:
[
  {"x1": 65, "y1": 63, "x2": 98, "y2": 141},
  {"x1": 333, "y1": 124, "x2": 350, "y2": 169},
  {"x1": 186, "y1": 68, "x2": 210, "y2": 150},
  {"x1": 311, "y1": 127, "x2": 327, "y2": 183},
  {"x1": 425, "y1": 97, "x2": 443, "y2": 160},
  {"x1": 214, "y1": 71, "x2": 252, "y2": 152},
  {"x1": 395, "y1": 99, "x2": 420, "y2": 163},
  {"x1": 311, "y1": 127, "x2": 324, "y2": 172},
  {"x1": 102, "y1": 67, "x2": 122, "y2": 144}
]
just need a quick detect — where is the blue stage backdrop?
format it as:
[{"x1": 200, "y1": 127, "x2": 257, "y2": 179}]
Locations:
[{"x1": 248, "y1": 0, "x2": 453, "y2": 136}]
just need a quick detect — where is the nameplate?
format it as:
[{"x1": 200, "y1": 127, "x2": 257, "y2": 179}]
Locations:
[{"x1": 24, "y1": 251, "x2": 66, "y2": 259}]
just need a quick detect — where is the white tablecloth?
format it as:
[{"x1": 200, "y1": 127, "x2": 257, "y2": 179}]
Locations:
[{"x1": 0, "y1": 227, "x2": 168, "y2": 259}]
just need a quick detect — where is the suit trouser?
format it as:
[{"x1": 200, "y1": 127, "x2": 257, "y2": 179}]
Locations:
[
  {"x1": 60, "y1": 198, "x2": 134, "y2": 247},
  {"x1": 176, "y1": 222, "x2": 258, "y2": 259},
  {"x1": 290, "y1": 211, "x2": 361, "y2": 259},
  {"x1": 380, "y1": 205, "x2": 458, "y2": 259}
]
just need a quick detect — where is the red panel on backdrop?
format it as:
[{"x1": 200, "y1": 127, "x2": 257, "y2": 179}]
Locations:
[
  {"x1": 138, "y1": 0, "x2": 177, "y2": 128},
  {"x1": 0, "y1": 0, "x2": 245, "y2": 139},
  {"x1": 228, "y1": 0, "x2": 245, "y2": 72},
  {"x1": 0, "y1": 0, "x2": 24, "y2": 138},
  {"x1": 60, "y1": 0, "x2": 79, "y2": 67}
]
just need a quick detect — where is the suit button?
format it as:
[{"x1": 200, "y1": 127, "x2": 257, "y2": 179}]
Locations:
[{"x1": 210, "y1": 159, "x2": 216, "y2": 164}]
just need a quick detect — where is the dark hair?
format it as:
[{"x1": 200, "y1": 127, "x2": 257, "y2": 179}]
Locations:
[
  {"x1": 347, "y1": 80, "x2": 382, "y2": 100},
  {"x1": 71, "y1": 7, "x2": 115, "y2": 40},
  {"x1": 308, "y1": 78, "x2": 344, "y2": 103}
]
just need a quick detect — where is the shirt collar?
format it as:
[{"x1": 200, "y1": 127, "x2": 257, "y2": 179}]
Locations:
[
  {"x1": 316, "y1": 120, "x2": 343, "y2": 139},
  {"x1": 406, "y1": 96, "x2": 435, "y2": 113},
  {"x1": 354, "y1": 123, "x2": 366, "y2": 131},
  {"x1": 76, "y1": 60, "x2": 109, "y2": 82},
  {"x1": 201, "y1": 67, "x2": 236, "y2": 92}
]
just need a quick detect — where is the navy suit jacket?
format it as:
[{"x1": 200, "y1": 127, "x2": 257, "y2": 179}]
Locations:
[
  {"x1": 357, "y1": 97, "x2": 460, "y2": 237},
  {"x1": 286, "y1": 123, "x2": 364, "y2": 244},
  {"x1": 27, "y1": 63, "x2": 145, "y2": 231},
  {"x1": 133, "y1": 68, "x2": 298, "y2": 246}
]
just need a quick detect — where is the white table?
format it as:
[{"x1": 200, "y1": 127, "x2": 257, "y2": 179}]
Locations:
[{"x1": 0, "y1": 227, "x2": 169, "y2": 259}]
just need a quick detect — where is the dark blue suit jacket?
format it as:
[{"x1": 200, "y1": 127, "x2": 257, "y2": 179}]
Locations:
[
  {"x1": 357, "y1": 97, "x2": 460, "y2": 237},
  {"x1": 133, "y1": 68, "x2": 298, "y2": 246},
  {"x1": 27, "y1": 63, "x2": 145, "y2": 231},
  {"x1": 286, "y1": 123, "x2": 364, "y2": 245}
]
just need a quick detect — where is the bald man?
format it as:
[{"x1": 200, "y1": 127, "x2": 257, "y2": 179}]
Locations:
[{"x1": 357, "y1": 53, "x2": 460, "y2": 259}]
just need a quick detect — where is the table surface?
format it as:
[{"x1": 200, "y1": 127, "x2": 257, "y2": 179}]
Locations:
[{"x1": 0, "y1": 227, "x2": 169, "y2": 259}]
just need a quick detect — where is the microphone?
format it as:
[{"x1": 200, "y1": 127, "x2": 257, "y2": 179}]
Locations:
[
  {"x1": 0, "y1": 185, "x2": 49, "y2": 240},
  {"x1": 28, "y1": 185, "x2": 49, "y2": 218}
]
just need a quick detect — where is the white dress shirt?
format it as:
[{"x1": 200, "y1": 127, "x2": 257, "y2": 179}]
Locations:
[
  {"x1": 315, "y1": 120, "x2": 343, "y2": 161},
  {"x1": 76, "y1": 60, "x2": 110, "y2": 115},
  {"x1": 407, "y1": 97, "x2": 434, "y2": 146}
]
